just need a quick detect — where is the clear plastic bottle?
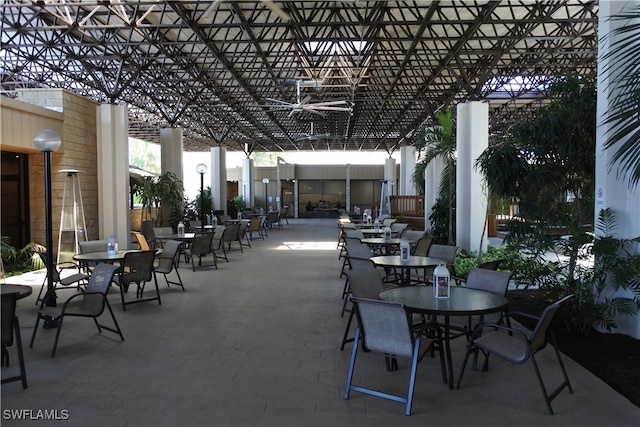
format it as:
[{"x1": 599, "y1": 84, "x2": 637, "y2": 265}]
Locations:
[
  {"x1": 177, "y1": 221, "x2": 185, "y2": 236},
  {"x1": 107, "y1": 234, "x2": 117, "y2": 255},
  {"x1": 383, "y1": 225, "x2": 392, "y2": 241}
]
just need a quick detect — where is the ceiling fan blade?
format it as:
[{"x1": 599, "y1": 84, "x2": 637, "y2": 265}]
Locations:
[
  {"x1": 265, "y1": 98, "x2": 293, "y2": 105},
  {"x1": 307, "y1": 100, "x2": 349, "y2": 107},
  {"x1": 304, "y1": 105, "x2": 352, "y2": 112},
  {"x1": 298, "y1": 95, "x2": 313, "y2": 106}
]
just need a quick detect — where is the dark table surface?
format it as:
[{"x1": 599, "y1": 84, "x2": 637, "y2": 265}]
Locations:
[{"x1": 1, "y1": 284, "x2": 33, "y2": 299}]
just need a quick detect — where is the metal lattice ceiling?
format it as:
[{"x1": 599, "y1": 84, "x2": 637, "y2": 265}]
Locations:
[{"x1": 0, "y1": 1, "x2": 598, "y2": 155}]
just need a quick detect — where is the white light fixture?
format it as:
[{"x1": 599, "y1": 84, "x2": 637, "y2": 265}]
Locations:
[
  {"x1": 196, "y1": 163, "x2": 208, "y2": 174},
  {"x1": 33, "y1": 129, "x2": 62, "y2": 152}
]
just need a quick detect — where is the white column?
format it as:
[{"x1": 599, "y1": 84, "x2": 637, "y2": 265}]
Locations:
[
  {"x1": 160, "y1": 128, "x2": 183, "y2": 181},
  {"x1": 424, "y1": 156, "x2": 444, "y2": 233},
  {"x1": 294, "y1": 179, "x2": 299, "y2": 219},
  {"x1": 456, "y1": 101, "x2": 489, "y2": 253},
  {"x1": 399, "y1": 146, "x2": 417, "y2": 195},
  {"x1": 346, "y1": 164, "x2": 351, "y2": 212},
  {"x1": 595, "y1": 0, "x2": 640, "y2": 338},
  {"x1": 242, "y1": 157, "x2": 254, "y2": 209},
  {"x1": 210, "y1": 146, "x2": 227, "y2": 215},
  {"x1": 96, "y1": 104, "x2": 130, "y2": 249}
]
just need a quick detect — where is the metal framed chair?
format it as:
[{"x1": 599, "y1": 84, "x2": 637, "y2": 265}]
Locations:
[
  {"x1": 247, "y1": 216, "x2": 264, "y2": 241},
  {"x1": 344, "y1": 297, "x2": 440, "y2": 416},
  {"x1": 456, "y1": 294, "x2": 575, "y2": 415},
  {"x1": 237, "y1": 220, "x2": 251, "y2": 249},
  {"x1": 113, "y1": 250, "x2": 160, "y2": 310},
  {"x1": 30, "y1": 263, "x2": 124, "y2": 357},
  {"x1": 131, "y1": 231, "x2": 151, "y2": 250},
  {"x1": 2, "y1": 293, "x2": 27, "y2": 388},
  {"x1": 35, "y1": 251, "x2": 90, "y2": 307},
  {"x1": 153, "y1": 240, "x2": 184, "y2": 291},
  {"x1": 188, "y1": 232, "x2": 217, "y2": 271}
]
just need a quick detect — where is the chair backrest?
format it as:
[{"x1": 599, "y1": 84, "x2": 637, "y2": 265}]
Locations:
[
  {"x1": 344, "y1": 229, "x2": 364, "y2": 240},
  {"x1": 346, "y1": 268, "x2": 385, "y2": 299},
  {"x1": 121, "y1": 250, "x2": 156, "y2": 283},
  {"x1": 404, "y1": 230, "x2": 425, "y2": 242},
  {"x1": 412, "y1": 237, "x2": 433, "y2": 256},
  {"x1": 478, "y1": 259, "x2": 503, "y2": 270},
  {"x1": 465, "y1": 268, "x2": 513, "y2": 296},
  {"x1": 1, "y1": 293, "x2": 17, "y2": 347},
  {"x1": 248, "y1": 216, "x2": 261, "y2": 232},
  {"x1": 351, "y1": 297, "x2": 414, "y2": 358},
  {"x1": 390, "y1": 222, "x2": 408, "y2": 232},
  {"x1": 237, "y1": 220, "x2": 249, "y2": 238},
  {"x1": 79, "y1": 240, "x2": 108, "y2": 253},
  {"x1": 382, "y1": 218, "x2": 396, "y2": 227},
  {"x1": 131, "y1": 231, "x2": 150, "y2": 250},
  {"x1": 529, "y1": 294, "x2": 575, "y2": 352},
  {"x1": 222, "y1": 223, "x2": 240, "y2": 241},
  {"x1": 153, "y1": 227, "x2": 173, "y2": 237},
  {"x1": 343, "y1": 236, "x2": 363, "y2": 247},
  {"x1": 346, "y1": 243, "x2": 372, "y2": 261},
  {"x1": 157, "y1": 240, "x2": 182, "y2": 271},
  {"x1": 80, "y1": 263, "x2": 121, "y2": 314},
  {"x1": 427, "y1": 244, "x2": 459, "y2": 264},
  {"x1": 36, "y1": 252, "x2": 61, "y2": 282},
  {"x1": 191, "y1": 233, "x2": 213, "y2": 256},
  {"x1": 141, "y1": 220, "x2": 156, "y2": 247},
  {"x1": 266, "y1": 212, "x2": 278, "y2": 225}
]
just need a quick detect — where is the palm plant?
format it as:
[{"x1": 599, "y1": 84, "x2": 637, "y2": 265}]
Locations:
[
  {"x1": 476, "y1": 76, "x2": 596, "y2": 294},
  {"x1": 412, "y1": 107, "x2": 456, "y2": 244},
  {"x1": 601, "y1": 4, "x2": 640, "y2": 188}
]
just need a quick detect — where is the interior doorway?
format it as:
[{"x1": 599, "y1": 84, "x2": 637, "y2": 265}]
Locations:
[{"x1": 1, "y1": 151, "x2": 30, "y2": 249}]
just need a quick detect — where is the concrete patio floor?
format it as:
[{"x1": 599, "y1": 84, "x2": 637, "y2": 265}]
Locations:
[{"x1": 2, "y1": 218, "x2": 639, "y2": 426}]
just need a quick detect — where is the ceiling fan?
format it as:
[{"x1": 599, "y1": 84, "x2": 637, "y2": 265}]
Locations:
[
  {"x1": 296, "y1": 122, "x2": 331, "y2": 141},
  {"x1": 264, "y1": 80, "x2": 352, "y2": 118}
]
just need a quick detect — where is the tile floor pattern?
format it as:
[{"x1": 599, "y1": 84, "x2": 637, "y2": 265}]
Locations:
[{"x1": 2, "y1": 218, "x2": 639, "y2": 427}]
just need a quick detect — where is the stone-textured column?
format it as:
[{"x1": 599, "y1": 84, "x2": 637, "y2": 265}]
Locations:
[
  {"x1": 456, "y1": 101, "x2": 489, "y2": 253},
  {"x1": 595, "y1": 0, "x2": 640, "y2": 338},
  {"x1": 96, "y1": 104, "x2": 130, "y2": 249},
  {"x1": 399, "y1": 146, "x2": 417, "y2": 195},
  {"x1": 160, "y1": 128, "x2": 183, "y2": 181},
  {"x1": 242, "y1": 157, "x2": 254, "y2": 209},
  {"x1": 210, "y1": 146, "x2": 227, "y2": 215}
]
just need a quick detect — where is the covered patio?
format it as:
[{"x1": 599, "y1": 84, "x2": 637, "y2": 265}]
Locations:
[{"x1": 2, "y1": 219, "x2": 638, "y2": 426}]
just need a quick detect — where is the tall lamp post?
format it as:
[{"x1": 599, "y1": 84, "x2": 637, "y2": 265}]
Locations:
[
  {"x1": 34, "y1": 129, "x2": 62, "y2": 326},
  {"x1": 196, "y1": 163, "x2": 207, "y2": 227},
  {"x1": 262, "y1": 177, "x2": 269, "y2": 213}
]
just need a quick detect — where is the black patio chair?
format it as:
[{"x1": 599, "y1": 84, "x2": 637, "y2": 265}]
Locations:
[
  {"x1": 30, "y1": 263, "x2": 124, "y2": 357},
  {"x1": 456, "y1": 294, "x2": 575, "y2": 415},
  {"x1": 2, "y1": 293, "x2": 28, "y2": 388}
]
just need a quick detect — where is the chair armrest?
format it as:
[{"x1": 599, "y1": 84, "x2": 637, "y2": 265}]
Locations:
[
  {"x1": 506, "y1": 310, "x2": 541, "y2": 321},
  {"x1": 470, "y1": 322, "x2": 529, "y2": 341}
]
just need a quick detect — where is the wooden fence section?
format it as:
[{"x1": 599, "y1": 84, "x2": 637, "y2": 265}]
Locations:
[
  {"x1": 390, "y1": 196, "x2": 424, "y2": 217},
  {"x1": 390, "y1": 195, "x2": 425, "y2": 230}
]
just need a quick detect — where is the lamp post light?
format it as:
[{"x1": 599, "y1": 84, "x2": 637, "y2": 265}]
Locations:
[
  {"x1": 196, "y1": 163, "x2": 208, "y2": 227},
  {"x1": 34, "y1": 129, "x2": 62, "y2": 326},
  {"x1": 262, "y1": 177, "x2": 270, "y2": 213}
]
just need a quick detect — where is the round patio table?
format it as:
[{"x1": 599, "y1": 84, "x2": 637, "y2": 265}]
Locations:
[
  {"x1": 1, "y1": 284, "x2": 33, "y2": 300},
  {"x1": 379, "y1": 285, "x2": 508, "y2": 390},
  {"x1": 361, "y1": 238, "x2": 403, "y2": 255},
  {"x1": 370, "y1": 255, "x2": 443, "y2": 286}
]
